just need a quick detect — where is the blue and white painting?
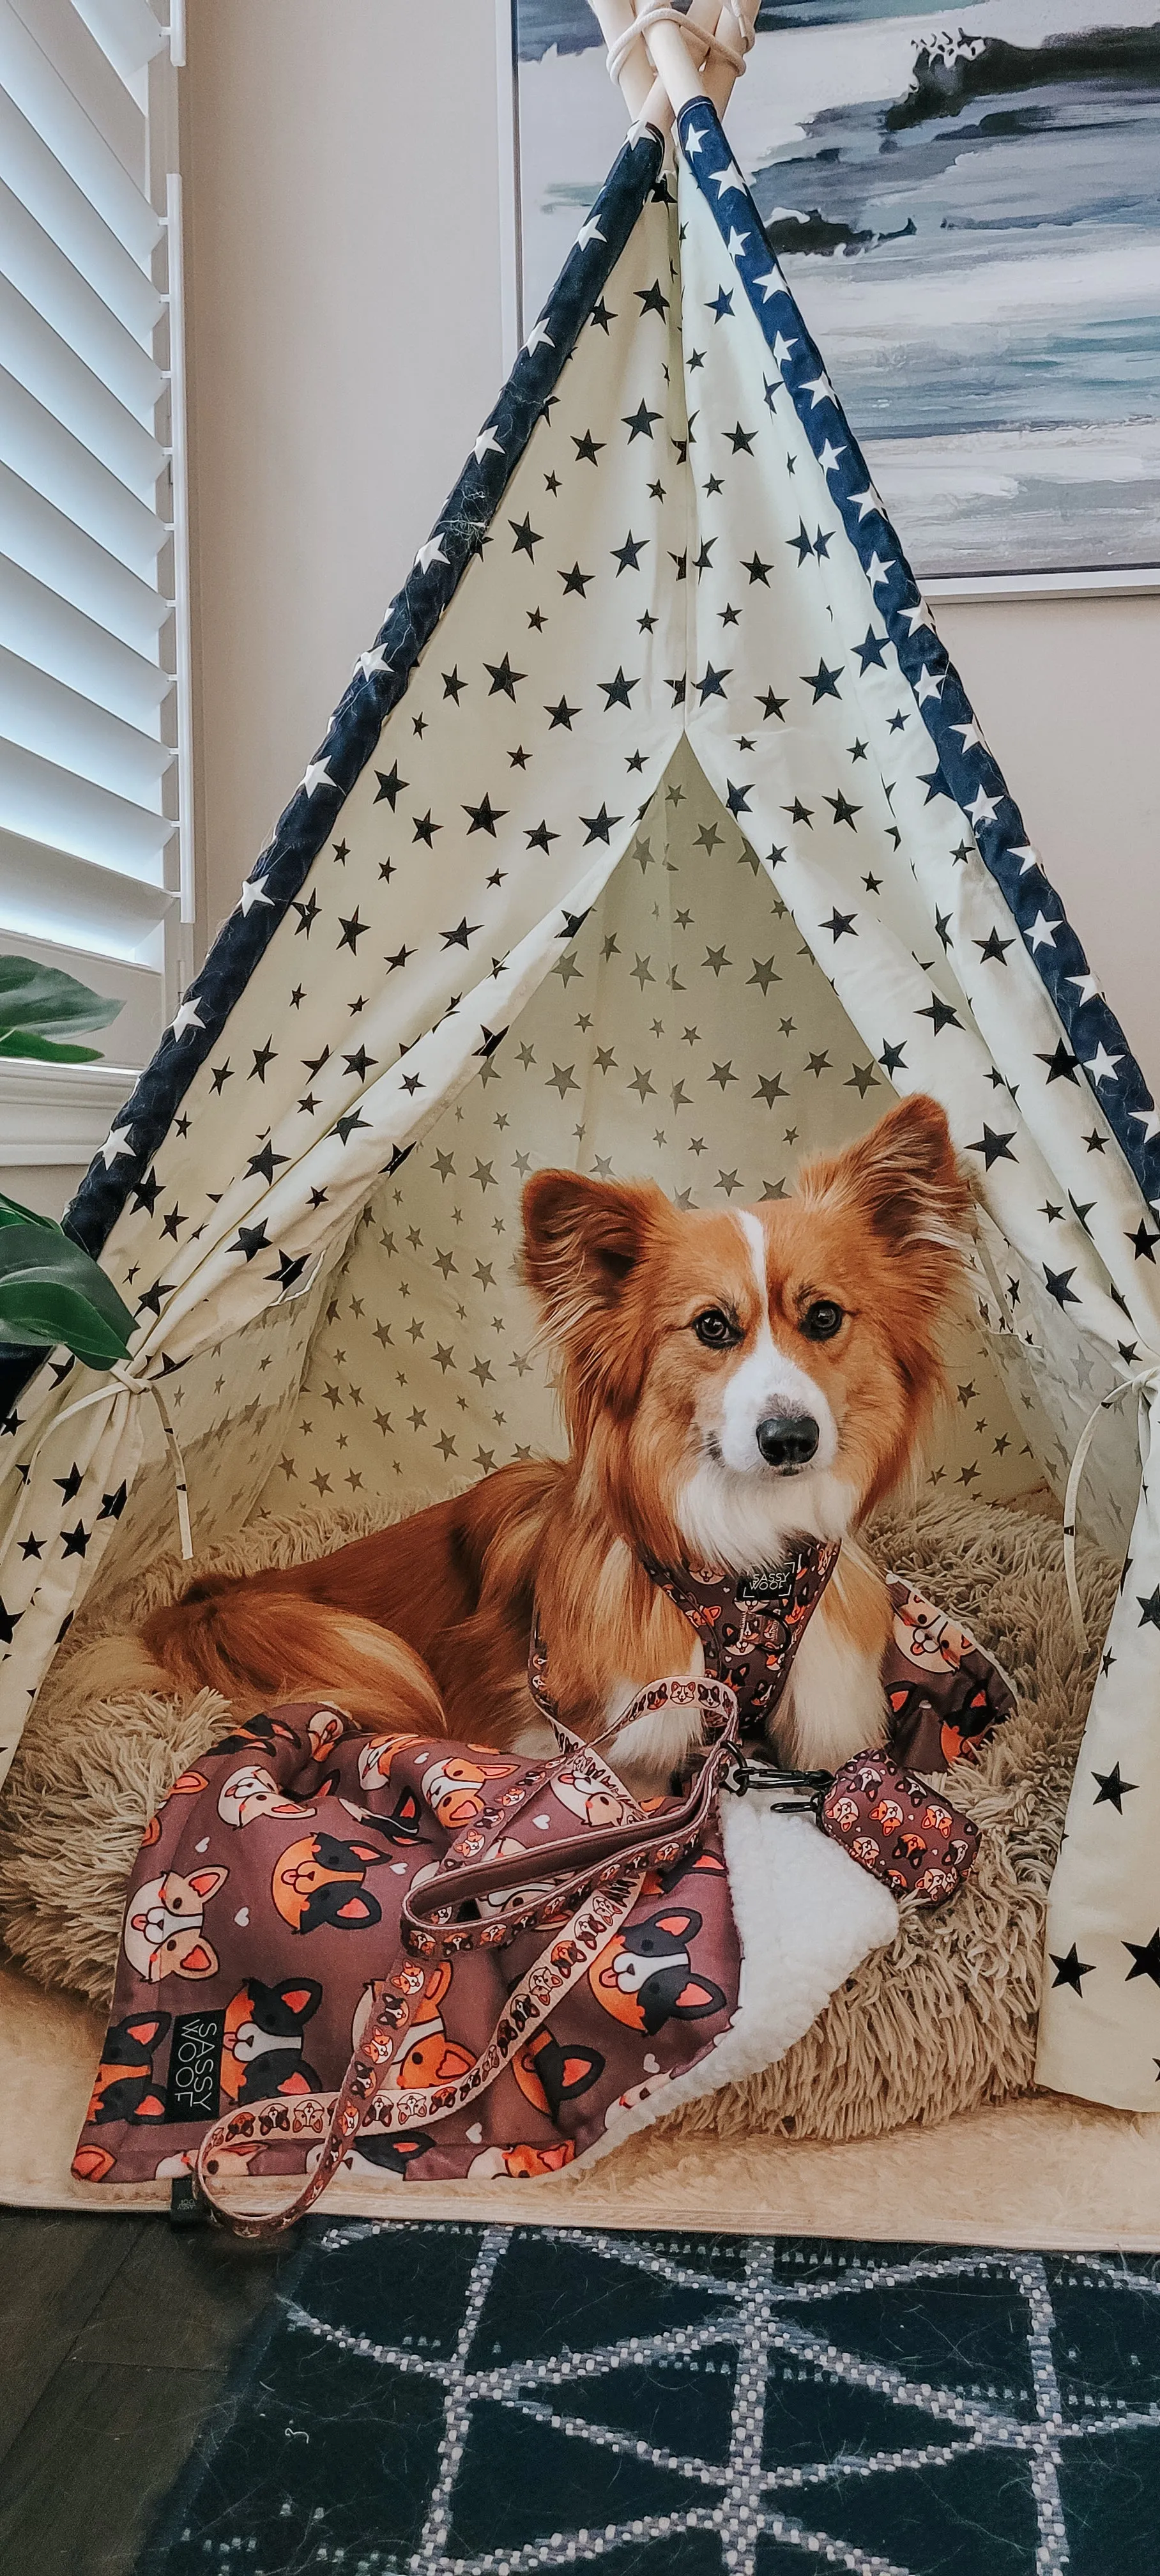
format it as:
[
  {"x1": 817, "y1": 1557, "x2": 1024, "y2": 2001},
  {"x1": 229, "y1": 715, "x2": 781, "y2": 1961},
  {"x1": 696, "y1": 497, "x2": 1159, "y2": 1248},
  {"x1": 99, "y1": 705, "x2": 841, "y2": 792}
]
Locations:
[{"x1": 515, "y1": 1, "x2": 1160, "y2": 578}]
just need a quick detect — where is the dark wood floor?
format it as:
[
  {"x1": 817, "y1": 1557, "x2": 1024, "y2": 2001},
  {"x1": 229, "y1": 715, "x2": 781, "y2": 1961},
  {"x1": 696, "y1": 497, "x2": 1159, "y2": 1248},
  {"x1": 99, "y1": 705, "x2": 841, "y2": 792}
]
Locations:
[{"x1": 0, "y1": 2208, "x2": 291, "y2": 2576}]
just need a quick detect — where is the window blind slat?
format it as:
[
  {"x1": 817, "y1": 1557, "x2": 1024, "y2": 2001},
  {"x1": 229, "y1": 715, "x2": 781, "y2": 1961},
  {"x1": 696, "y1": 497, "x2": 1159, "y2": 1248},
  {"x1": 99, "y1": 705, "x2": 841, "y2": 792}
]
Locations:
[
  {"x1": 71, "y1": 0, "x2": 165, "y2": 88},
  {"x1": 0, "y1": 735, "x2": 173, "y2": 880},
  {"x1": 0, "y1": 368, "x2": 165, "y2": 574},
  {"x1": 0, "y1": 0, "x2": 159, "y2": 266},
  {"x1": 0, "y1": 820, "x2": 172, "y2": 962},
  {"x1": 0, "y1": 0, "x2": 182, "y2": 1057},
  {"x1": 1, "y1": 645, "x2": 171, "y2": 806},
  {"x1": 0, "y1": 462, "x2": 164, "y2": 654},
  {"x1": 1, "y1": 273, "x2": 162, "y2": 493},
  {"x1": 0, "y1": 180, "x2": 161, "y2": 422},
  {"x1": 0, "y1": 89, "x2": 160, "y2": 343},
  {"x1": 8, "y1": 0, "x2": 146, "y2": 188},
  {"x1": 0, "y1": 553, "x2": 167, "y2": 727}
]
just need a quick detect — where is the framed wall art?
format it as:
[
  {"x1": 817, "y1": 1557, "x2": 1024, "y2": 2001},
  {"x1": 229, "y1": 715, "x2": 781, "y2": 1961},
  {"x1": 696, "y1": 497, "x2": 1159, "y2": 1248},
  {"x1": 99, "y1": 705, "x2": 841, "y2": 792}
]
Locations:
[{"x1": 510, "y1": 1, "x2": 1160, "y2": 588}]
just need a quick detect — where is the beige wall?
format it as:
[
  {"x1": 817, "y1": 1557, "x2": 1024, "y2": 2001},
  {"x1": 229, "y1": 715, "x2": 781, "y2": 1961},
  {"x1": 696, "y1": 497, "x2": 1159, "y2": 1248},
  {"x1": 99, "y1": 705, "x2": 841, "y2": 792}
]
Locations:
[
  {"x1": 182, "y1": 3, "x2": 1160, "y2": 1091},
  {"x1": 183, "y1": 0, "x2": 506, "y2": 946},
  {"x1": 939, "y1": 594, "x2": 1159, "y2": 1094}
]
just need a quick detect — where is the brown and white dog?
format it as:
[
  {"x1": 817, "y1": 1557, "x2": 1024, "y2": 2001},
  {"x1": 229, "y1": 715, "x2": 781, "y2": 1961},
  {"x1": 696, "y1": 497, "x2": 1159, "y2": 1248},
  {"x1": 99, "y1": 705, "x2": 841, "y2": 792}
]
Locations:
[{"x1": 136, "y1": 1094, "x2": 972, "y2": 1784}]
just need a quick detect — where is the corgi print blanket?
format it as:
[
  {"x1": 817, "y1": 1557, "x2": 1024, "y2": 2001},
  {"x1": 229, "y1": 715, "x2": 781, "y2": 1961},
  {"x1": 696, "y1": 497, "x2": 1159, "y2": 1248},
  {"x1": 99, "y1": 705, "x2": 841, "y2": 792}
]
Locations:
[
  {"x1": 72, "y1": 1576, "x2": 1015, "y2": 2200},
  {"x1": 74, "y1": 1699, "x2": 749, "y2": 2195}
]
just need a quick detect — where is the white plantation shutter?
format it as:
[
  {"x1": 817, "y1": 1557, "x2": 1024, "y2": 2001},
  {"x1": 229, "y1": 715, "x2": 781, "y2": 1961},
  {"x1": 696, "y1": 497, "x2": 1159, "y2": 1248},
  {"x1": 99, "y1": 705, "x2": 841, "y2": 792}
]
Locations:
[{"x1": 0, "y1": 0, "x2": 189, "y2": 1091}]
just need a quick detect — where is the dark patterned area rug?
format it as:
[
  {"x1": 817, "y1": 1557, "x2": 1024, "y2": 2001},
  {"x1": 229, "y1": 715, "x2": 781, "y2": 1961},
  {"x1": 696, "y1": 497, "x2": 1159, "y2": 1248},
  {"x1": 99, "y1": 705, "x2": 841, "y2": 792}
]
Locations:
[{"x1": 136, "y1": 2222, "x2": 1160, "y2": 2576}]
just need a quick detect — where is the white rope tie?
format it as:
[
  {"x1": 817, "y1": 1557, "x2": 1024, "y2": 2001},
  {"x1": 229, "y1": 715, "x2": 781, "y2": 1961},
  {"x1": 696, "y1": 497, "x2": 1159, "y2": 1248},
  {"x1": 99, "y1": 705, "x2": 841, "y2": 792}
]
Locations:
[
  {"x1": 606, "y1": 4, "x2": 751, "y2": 86},
  {"x1": 1062, "y1": 1364, "x2": 1159, "y2": 1652},
  {"x1": 22, "y1": 1360, "x2": 194, "y2": 1561}
]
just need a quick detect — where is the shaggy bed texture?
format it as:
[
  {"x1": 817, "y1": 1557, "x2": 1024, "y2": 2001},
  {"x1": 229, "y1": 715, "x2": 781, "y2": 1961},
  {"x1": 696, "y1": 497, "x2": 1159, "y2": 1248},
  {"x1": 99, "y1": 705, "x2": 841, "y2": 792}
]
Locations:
[{"x1": 0, "y1": 1491, "x2": 1117, "y2": 2146}]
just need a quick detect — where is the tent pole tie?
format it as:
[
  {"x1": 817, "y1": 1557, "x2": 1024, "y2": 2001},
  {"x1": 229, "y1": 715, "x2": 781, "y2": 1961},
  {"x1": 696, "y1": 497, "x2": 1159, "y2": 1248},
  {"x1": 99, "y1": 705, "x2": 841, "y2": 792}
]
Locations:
[
  {"x1": 605, "y1": 4, "x2": 747, "y2": 87},
  {"x1": 20, "y1": 1362, "x2": 195, "y2": 1563},
  {"x1": 1063, "y1": 1364, "x2": 1159, "y2": 1652}
]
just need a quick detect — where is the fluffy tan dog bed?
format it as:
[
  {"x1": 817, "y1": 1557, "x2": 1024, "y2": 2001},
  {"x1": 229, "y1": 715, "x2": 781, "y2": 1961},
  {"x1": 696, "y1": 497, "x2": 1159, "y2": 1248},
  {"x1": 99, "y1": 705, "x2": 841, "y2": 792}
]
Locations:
[{"x1": 0, "y1": 1492, "x2": 1115, "y2": 2145}]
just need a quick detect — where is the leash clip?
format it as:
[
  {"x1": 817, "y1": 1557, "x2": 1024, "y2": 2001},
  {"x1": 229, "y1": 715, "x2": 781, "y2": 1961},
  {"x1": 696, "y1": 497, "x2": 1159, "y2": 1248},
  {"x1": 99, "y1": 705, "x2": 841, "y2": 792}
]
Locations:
[{"x1": 717, "y1": 1744, "x2": 751, "y2": 1798}]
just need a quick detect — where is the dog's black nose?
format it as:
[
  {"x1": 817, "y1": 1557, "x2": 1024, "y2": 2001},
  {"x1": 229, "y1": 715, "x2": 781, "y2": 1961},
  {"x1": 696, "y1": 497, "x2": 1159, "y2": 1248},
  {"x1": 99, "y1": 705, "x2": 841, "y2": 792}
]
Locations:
[{"x1": 756, "y1": 1413, "x2": 819, "y2": 1469}]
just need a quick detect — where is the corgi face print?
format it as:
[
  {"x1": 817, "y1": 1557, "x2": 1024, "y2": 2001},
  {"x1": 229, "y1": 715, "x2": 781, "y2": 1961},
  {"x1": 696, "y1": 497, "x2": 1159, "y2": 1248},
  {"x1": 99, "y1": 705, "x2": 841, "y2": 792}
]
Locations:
[
  {"x1": 641, "y1": 1846, "x2": 729, "y2": 1901},
  {"x1": 513, "y1": 2027, "x2": 604, "y2": 2120},
  {"x1": 478, "y1": 1837, "x2": 562, "y2": 1916},
  {"x1": 307, "y1": 1705, "x2": 355, "y2": 1760},
  {"x1": 123, "y1": 1868, "x2": 227, "y2": 1983},
  {"x1": 144, "y1": 1767, "x2": 211, "y2": 1846},
  {"x1": 332, "y1": 1787, "x2": 424, "y2": 1845},
  {"x1": 552, "y1": 1768, "x2": 637, "y2": 1830},
  {"x1": 936, "y1": 1696, "x2": 993, "y2": 1767},
  {"x1": 271, "y1": 1833, "x2": 384, "y2": 1933},
  {"x1": 84, "y1": 2012, "x2": 171, "y2": 2125},
  {"x1": 214, "y1": 1712, "x2": 301, "y2": 1759},
  {"x1": 420, "y1": 1754, "x2": 520, "y2": 1830},
  {"x1": 390, "y1": 1960, "x2": 475, "y2": 2093},
  {"x1": 588, "y1": 1906, "x2": 726, "y2": 2036},
  {"x1": 72, "y1": 2143, "x2": 116, "y2": 2181},
  {"x1": 893, "y1": 1590, "x2": 972, "y2": 1673},
  {"x1": 198, "y1": 2139, "x2": 268, "y2": 2181},
  {"x1": 604, "y1": 2070, "x2": 673, "y2": 2130},
  {"x1": 217, "y1": 1763, "x2": 315, "y2": 1830},
  {"x1": 352, "y1": 1977, "x2": 399, "y2": 2053},
  {"x1": 306, "y1": 2129, "x2": 432, "y2": 2179},
  {"x1": 220, "y1": 1977, "x2": 323, "y2": 2105},
  {"x1": 468, "y1": 2140, "x2": 576, "y2": 2179},
  {"x1": 357, "y1": 1734, "x2": 423, "y2": 1794}
]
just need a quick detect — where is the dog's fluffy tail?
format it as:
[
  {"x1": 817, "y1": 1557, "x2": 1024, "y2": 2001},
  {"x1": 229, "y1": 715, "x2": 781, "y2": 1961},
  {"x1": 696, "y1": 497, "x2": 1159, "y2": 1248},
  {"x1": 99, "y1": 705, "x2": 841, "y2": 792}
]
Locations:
[{"x1": 141, "y1": 1575, "x2": 446, "y2": 1733}]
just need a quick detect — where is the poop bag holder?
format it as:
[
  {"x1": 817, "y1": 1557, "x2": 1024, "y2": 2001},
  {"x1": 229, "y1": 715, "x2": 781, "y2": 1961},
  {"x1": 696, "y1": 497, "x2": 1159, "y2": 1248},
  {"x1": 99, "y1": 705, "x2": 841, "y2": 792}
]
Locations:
[{"x1": 75, "y1": 1669, "x2": 981, "y2": 2238}]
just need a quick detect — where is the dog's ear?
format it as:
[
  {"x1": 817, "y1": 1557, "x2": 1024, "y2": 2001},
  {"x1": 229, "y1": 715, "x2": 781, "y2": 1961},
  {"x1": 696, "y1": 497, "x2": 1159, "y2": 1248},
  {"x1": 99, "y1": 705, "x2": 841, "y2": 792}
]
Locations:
[
  {"x1": 797, "y1": 1094, "x2": 972, "y2": 1257},
  {"x1": 521, "y1": 1170, "x2": 669, "y2": 1431},
  {"x1": 521, "y1": 1170, "x2": 667, "y2": 1319}
]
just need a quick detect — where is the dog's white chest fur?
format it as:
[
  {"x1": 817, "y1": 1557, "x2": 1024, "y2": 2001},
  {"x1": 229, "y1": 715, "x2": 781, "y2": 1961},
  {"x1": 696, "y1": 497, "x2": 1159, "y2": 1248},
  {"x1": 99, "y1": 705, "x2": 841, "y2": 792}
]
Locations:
[{"x1": 775, "y1": 1598, "x2": 889, "y2": 1771}]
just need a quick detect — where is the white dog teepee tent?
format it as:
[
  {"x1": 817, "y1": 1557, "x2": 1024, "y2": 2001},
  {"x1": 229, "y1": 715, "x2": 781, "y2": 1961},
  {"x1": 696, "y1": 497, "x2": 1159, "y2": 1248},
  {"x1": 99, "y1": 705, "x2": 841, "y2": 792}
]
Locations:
[{"x1": 3, "y1": 6, "x2": 1159, "y2": 2114}]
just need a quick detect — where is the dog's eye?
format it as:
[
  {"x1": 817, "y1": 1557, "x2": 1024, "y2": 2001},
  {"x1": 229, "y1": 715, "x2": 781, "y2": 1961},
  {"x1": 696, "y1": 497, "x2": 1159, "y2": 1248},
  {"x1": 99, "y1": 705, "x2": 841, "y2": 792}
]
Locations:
[
  {"x1": 800, "y1": 1299, "x2": 844, "y2": 1342},
  {"x1": 692, "y1": 1308, "x2": 739, "y2": 1349}
]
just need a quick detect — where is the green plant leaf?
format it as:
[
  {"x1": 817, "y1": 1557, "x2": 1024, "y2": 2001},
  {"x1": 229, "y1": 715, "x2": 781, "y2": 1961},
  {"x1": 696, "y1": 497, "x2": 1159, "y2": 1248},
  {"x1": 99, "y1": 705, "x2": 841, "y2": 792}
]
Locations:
[
  {"x1": 0, "y1": 1190, "x2": 60, "y2": 1234},
  {"x1": 0, "y1": 1029, "x2": 103, "y2": 1062},
  {"x1": 0, "y1": 1225, "x2": 135, "y2": 1368},
  {"x1": 0, "y1": 953, "x2": 124, "y2": 1039}
]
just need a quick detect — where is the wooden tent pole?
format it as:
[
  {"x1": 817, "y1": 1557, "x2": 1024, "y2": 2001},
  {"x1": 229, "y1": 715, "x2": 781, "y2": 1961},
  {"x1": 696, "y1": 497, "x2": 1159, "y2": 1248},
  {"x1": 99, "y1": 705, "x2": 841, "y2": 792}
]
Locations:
[
  {"x1": 586, "y1": 0, "x2": 657, "y2": 121},
  {"x1": 703, "y1": 1, "x2": 759, "y2": 114},
  {"x1": 587, "y1": 2, "x2": 758, "y2": 139}
]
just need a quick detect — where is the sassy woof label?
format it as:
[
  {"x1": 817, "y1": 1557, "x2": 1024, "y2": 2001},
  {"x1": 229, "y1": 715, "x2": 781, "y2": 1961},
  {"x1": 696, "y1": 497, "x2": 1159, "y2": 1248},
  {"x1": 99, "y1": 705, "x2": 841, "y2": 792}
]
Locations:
[
  {"x1": 735, "y1": 1568, "x2": 793, "y2": 1606},
  {"x1": 165, "y1": 2010, "x2": 224, "y2": 2122}
]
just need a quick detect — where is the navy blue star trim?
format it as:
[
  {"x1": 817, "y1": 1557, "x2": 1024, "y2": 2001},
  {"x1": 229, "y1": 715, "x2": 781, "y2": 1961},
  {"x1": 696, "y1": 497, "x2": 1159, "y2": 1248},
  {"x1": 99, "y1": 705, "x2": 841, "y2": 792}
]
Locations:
[{"x1": 677, "y1": 96, "x2": 1160, "y2": 1219}]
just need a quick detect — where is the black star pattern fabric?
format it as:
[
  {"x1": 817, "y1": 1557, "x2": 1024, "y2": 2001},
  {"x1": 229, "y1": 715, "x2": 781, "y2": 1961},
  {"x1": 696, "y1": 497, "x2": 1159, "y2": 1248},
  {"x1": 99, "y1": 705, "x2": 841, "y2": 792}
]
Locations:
[
  {"x1": 2, "y1": 107, "x2": 1159, "y2": 2112},
  {"x1": 137, "y1": 2223, "x2": 1160, "y2": 2576},
  {"x1": 286, "y1": 744, "x2": 1034, "y2": 1521}
]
